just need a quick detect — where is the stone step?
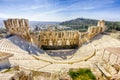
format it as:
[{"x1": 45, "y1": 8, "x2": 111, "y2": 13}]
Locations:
[{"x1": 95, "y1": 63, "x2": 112, "y2": 79}]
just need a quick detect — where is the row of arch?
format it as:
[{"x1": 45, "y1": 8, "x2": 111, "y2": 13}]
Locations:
[{"x1": 39, "y1": 31, "x2": 79, "y2": 49}]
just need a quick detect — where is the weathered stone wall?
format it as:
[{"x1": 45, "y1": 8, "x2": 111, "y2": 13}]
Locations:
[
  {"x1": 87, "y1": 20, "x2": 106, "y2": 40},
  {"x1": 97, "y1": 20, "x2": 105, "y2": 27},
  {"x1": 3, "y1": 19, "x2": 107, "y2": 50},
  {"x1": 4, "y1": 19, "x2": 32, "y2": 42},
  {"x1": 103, "y1": 50, "x2": 120, "y2": 66},
  {"x1": 39, "y1": 30, "x2": 79, "y2": 49}
]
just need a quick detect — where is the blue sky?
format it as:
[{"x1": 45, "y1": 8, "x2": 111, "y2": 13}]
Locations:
[{"x1": 0, "y1": 0, "x2": 120, "y2": 21}]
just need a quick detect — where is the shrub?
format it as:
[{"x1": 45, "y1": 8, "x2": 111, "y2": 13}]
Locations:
[{"x1": 69, "y1": 68, "x2": 96, "y2": 80}]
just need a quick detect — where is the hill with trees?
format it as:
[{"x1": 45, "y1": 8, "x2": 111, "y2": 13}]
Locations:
[{"x1": 60, "y1": 18, "x2": 120, "y2": 32}]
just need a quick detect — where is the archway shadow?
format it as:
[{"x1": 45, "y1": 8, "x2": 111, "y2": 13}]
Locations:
[{"x1": 46, "y1": 49, "x2": 78, "y2": 60}]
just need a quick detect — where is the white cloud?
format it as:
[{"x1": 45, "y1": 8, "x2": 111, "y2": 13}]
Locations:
[
  {"x1": 0, "y1": 0, "x2": 119, "y2": 21},
  {"x1": 19, "y1": 5, "x2": 45, "y2": 11},
  {"x1": 0, "y1": 13, "x2": 10, "y2": 18},
  {"x1": 66, "y1": 0, "x2": 115, "y2": 10}
]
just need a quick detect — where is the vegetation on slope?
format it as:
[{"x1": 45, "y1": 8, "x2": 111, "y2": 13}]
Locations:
[
  {"x1": 60, "y1": 18, "x2": 120, "y2": 32},
  {"x1": 69, "y1": 68, "x2": 96, "y2": 80}
]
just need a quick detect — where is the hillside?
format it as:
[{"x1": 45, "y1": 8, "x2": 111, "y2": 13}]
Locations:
[{"x1": 60, "y1": 18, "x2": 120, "y2": 31}]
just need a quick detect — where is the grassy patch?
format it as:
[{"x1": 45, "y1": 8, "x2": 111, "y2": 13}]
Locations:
[{"x1": 69, "y1": 68, "x2": 96, "y2": 80}]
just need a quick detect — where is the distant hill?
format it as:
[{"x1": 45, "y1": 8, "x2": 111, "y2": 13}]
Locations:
[{"x1": 60, "y1": 18, "x2": 120, "y2": 31}]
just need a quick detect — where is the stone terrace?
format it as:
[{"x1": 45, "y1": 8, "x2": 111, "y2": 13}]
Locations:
[{"x1": 0, "y1": 34, "x2": 119, "y2": 79}]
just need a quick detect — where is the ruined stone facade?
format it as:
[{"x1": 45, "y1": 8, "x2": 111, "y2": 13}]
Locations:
[
  {"x1": 97, "y1": 20, "x2": 105, "y2": 27},
  {"x1": 4, "y1": 19, "x2": 32, "y2": 42},
  {"x1": 4, "y1": 19, "x2": 107, "y2": 50},
  {"x1": 39, "y1": 30, "x2": 79, "y2": 49},
  {"x1": 87, "y1": 20, "x2": 106, "y2": 40}
]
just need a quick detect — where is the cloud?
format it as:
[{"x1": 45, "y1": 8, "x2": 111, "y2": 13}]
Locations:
[
  {"x1": 0, "y1": 13, "x2": 10, "y2": 18},
  {"x1": 19, "y1": 5, "x2": 46, "y2": 11},
  {"x1": 0, "y1": 0, "x2": 120, "y2": 21},
  {"x1": 66, "y1": 0, "x2": 115, "y2": 10}
]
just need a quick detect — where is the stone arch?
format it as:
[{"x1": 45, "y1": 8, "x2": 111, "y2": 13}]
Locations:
[
  {"x1": 49, "y1": 40, "x2": 53, "y2": 46},
  {"x1": 66, "y1": 39, "x2": 70, "y2": 45},
  {"x1": 57, "y1": 39, "x2": 62, "y2": 46}
]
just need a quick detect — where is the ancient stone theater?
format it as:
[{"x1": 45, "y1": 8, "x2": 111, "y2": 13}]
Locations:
[
  {"x1": 0, "y1": 18, "x2": 120, "y2": 80},
  {"x1": 4, "y1": 19, "x2": 106, "y2": 50}
]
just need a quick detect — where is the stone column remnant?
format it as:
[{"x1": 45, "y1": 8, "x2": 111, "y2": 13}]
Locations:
[{"x1": 4, "y1": 19, "x2": 32, "y2": 42}]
